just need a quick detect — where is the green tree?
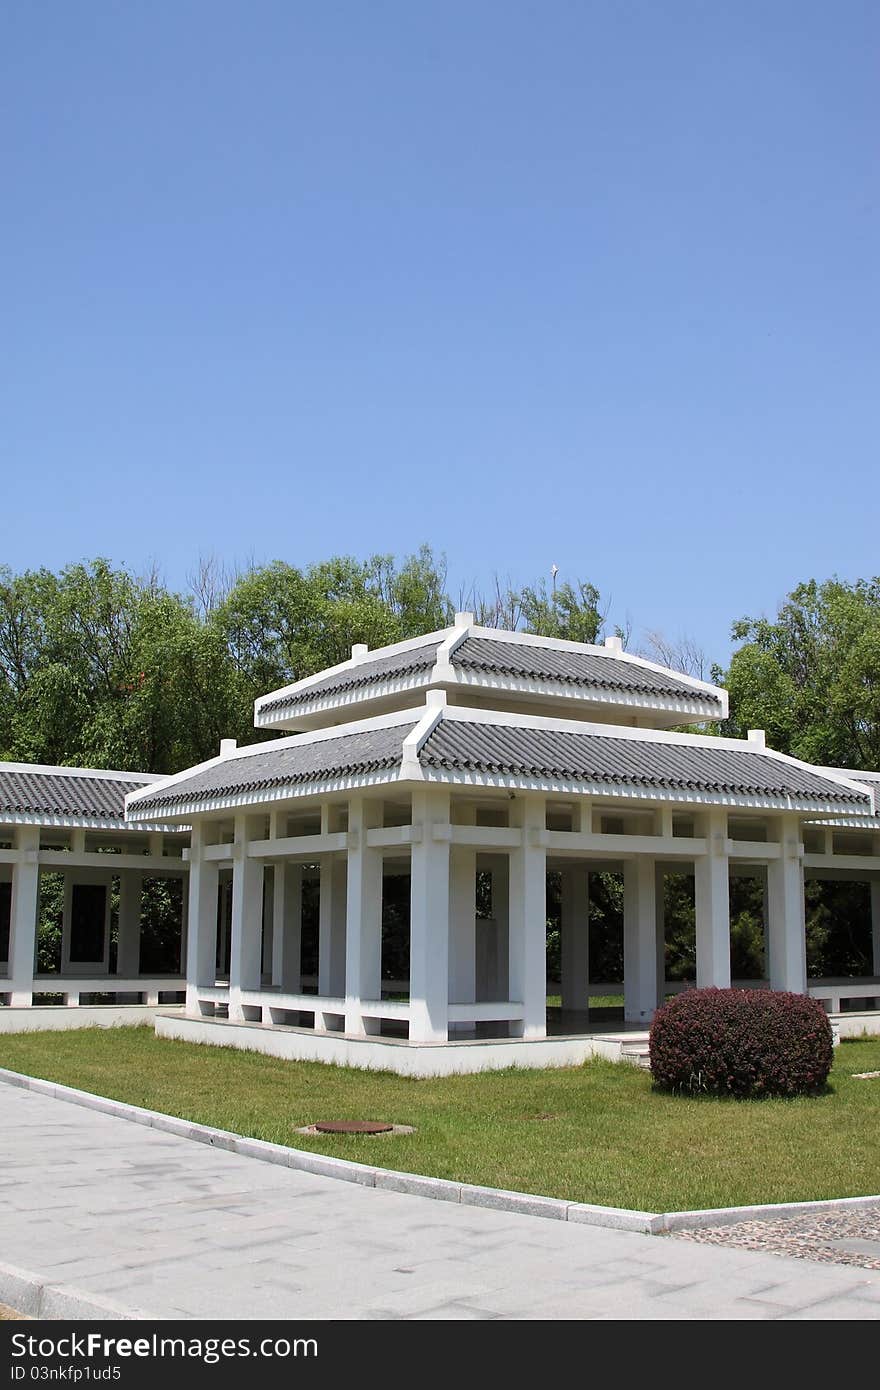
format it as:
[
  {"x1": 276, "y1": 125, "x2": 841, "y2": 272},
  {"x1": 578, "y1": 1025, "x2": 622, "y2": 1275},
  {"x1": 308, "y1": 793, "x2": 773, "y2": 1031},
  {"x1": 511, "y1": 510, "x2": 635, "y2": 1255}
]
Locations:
[
  {"x1": 0, "y1": 559, "x2": 243, "y2": 772},
  {"x1": 212, "y1": 547, "x2": 452, "y2": 694},
  {"x1": 468, "y1": 574, "x2": 604, "y2": 644},
  {"x1": 721, "y1": 577, "x2": 880, "y2": 769},
  {"x1": 519, "y1": 578, "x2": 603, "y2": 644}
]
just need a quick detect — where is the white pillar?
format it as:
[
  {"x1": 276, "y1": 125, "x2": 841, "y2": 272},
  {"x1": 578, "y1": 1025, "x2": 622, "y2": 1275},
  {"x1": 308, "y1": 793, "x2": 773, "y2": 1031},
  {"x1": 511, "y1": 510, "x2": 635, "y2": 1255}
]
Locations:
[
  {"x1": 871, "y1": 879, "x2": 880, "y2": 977},
  {"x1": 272, "y1": 862, "x2": 302, "y2": 993},
  {"x1": 185, "y1": 823, "x2": 220, "y2": 1014},
  {"x1": 179, "y1": 871, "x2": 189, "y2": 977},
  {"x1": 344, "y1": 797, "x2": 383, "y2": 1035},
  {"x1": 767, "y1": 813, "x2": 807, "y2": 994},
  {"x1": 409, "y1": 786, "x2": 452, "y2": 1043},
  {"x1": 9, "y1": 826, "x2": 40, "y2": 1006},
  {"x1": 509, "y1": 796, "x2": 547, "y2": 1039},
  {"x1": 228, "y1": 815, "x2": 264, "y2": 1022},
  {"x1": 116, "y1": 872, "x2": 142, "y2": 978},
  {"x1": 449, "y1": 845, "x2": 477, "y2": 1035},
  {"x1": 655, "y1": 862, "x2": 667, "y2": 1004},
  {"x1": 318, "y1": 855, "x2": 347, "y2": 997},
  {"x1": 624, "y1": 856, "x2": 658, "y2": 1023},
  {"x1": 757, "y1": 863, "x2": 769, "y2": 982},
  {"x1": 695, "y1": 810, "x2": 731, "y2": 988},
  {"x1": 494, "y1": 855, "x2": 509, "y2": 1001},
  {"x1": 449, "y1": 796, "x2": 477, "y2": 1030},
  {"x1": 560, "y1": 865, "x2": 589, "y2": 1011}
]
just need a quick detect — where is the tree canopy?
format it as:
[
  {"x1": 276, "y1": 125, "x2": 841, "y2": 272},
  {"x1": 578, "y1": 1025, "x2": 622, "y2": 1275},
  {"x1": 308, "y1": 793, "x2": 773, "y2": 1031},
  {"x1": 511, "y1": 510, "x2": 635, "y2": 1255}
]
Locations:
[
  {"x1": 3, "y1": 555, "x2": 878, "y2": 785},
  {"x1": 720, "y1": 577, "x2": 880, "y2": 770},
  {"x1": 0, "y1": 549, "x2": 604, "y2": 773}
]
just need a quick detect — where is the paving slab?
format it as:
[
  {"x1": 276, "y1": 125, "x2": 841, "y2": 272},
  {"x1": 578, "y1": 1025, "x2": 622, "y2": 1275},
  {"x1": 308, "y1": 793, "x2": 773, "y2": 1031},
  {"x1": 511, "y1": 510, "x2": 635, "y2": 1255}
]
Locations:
[{"x1": 2, "y1": 1087, "x2": 879, "y2": 1321}]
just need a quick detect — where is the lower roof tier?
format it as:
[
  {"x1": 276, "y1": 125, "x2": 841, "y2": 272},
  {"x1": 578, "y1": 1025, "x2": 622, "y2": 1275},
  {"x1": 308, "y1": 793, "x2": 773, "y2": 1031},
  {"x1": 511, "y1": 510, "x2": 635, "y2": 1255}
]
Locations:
[
  {"x1": 126, "y1": 703, "x2": 876, "y2": 822},
  {"x1": 0, "y1": 761, "x2": 168, "y2": 830}
]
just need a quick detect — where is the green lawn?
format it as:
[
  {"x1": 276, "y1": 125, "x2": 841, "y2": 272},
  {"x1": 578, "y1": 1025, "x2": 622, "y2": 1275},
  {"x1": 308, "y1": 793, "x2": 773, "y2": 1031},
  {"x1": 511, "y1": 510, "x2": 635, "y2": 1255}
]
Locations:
[{"x1": 2, "y1": 1026, "x2": 879, "y2": 1212}]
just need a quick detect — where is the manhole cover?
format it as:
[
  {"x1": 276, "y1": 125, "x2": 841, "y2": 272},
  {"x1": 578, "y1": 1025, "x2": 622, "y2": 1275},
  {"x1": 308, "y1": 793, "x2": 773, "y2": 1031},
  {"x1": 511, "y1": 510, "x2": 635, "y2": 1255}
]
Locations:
[{"x1": 313, "y1": 1120, "x2": 394, "y2": 1134}]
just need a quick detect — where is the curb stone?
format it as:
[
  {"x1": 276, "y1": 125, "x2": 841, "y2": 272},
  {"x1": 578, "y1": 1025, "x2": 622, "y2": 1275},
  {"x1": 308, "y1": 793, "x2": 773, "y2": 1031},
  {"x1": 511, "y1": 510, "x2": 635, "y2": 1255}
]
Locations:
[
  {"x1": 662, "y1": 1194, "x2": 880, "y2": 1232},
  {"x1": 0, "y1": 1066, "x2": 877, "y2": 1245},
  {"x1": 0, "y1": 1260, "x2": 157, "y2": 1322}
]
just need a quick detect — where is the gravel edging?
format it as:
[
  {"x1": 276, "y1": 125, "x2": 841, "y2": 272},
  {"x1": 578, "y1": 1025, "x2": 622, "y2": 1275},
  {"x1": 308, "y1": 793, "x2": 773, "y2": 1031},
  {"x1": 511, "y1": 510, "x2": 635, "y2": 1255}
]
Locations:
[{"x1": 2, "y1": 1065, "x2": 878, "y2": 1244}]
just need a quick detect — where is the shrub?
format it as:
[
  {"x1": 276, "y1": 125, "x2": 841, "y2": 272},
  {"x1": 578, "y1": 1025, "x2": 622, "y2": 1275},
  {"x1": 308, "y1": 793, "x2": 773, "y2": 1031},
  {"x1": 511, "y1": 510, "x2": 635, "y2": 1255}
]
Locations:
[{"x1": 649, "y1": 988, "x2": 834, "y2": 1098}]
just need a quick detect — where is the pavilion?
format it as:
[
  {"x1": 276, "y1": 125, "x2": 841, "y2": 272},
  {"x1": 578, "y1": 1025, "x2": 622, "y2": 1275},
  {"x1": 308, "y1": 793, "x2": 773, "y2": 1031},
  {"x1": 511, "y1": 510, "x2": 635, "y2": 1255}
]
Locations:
[
  {"x1": 114, "y1": 614, "x2": 880, "y2": 1074},
  {"x1": 0, "y1": 763, "x2": 187, "y2": 1025}
]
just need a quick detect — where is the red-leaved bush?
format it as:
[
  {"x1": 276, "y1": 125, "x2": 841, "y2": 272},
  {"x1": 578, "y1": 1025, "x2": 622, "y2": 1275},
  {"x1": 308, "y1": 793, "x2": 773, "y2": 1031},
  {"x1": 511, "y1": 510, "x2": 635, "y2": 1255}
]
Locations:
[{"x1": 649, "y1": 988, "x2": 834, "y2": 1097}]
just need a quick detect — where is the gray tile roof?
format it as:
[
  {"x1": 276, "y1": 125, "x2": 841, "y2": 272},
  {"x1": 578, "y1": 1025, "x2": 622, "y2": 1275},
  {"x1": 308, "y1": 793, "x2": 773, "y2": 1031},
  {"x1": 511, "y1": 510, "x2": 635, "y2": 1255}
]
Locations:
[
  {"x1": 258, "y1": 643, "x2": 442, "y2": 714},
  {"x1": 840, "y1": 776, "x2": 880, "y2": 816},
  {"x1": 452, "y1": 637, "x2": 723, "y2": 707},
  {"x1": 131, "y1": 716, "x2": 872, "y2": 816},
  {"x1": 257, "y1": 632, "x2": 722, "y2": 718},
  {"x1": 133, "y1": 723, "x2": 416, "y2": 811},
  {"x1": 419, "y1": 722, "x2": 870, "y2": 806},
  {"x1": 0, "y1": 768, "x2": 153, "y2": 823}
]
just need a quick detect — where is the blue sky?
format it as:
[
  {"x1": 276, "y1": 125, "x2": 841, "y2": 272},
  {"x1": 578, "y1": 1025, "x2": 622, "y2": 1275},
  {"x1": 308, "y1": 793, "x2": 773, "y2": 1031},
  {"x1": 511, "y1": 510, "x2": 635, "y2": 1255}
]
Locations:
[{"x1": 2, "y1": 1, "x2": 877, "y2": 665}]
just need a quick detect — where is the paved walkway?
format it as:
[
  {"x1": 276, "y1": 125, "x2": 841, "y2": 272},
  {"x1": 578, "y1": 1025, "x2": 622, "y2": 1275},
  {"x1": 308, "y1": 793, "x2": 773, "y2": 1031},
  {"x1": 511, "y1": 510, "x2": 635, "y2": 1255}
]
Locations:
[{"x1": 3, "y1": 1088, "x2": 880, "y2": 1321}]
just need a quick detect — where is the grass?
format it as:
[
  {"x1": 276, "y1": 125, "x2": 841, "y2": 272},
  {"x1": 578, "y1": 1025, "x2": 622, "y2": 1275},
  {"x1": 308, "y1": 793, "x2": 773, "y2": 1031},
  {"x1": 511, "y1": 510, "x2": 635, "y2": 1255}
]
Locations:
[
  {"x1": 546, "y1": 994, "x2": 624, "y2": 1010},
  {"x1": 2, "y1": 1026, "x2": 879, "y2": 1212}
]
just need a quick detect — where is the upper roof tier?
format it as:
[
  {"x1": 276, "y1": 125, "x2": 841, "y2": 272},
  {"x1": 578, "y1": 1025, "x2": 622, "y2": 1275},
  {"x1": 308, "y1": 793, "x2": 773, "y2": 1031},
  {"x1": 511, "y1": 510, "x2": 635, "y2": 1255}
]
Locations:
[{"x1": 254, "y1": 617, "x2": 728, "y2": 732}]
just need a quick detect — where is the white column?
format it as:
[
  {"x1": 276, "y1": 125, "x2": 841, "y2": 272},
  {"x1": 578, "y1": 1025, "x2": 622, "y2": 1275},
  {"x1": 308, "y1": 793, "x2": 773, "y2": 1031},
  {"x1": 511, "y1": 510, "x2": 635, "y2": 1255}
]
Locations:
[
  {"x1": 9, "y1": 826, "x2": 40, "y2": 1006},
  {"x1": 767, "y1": 813, "x2": 807, "y2": 994},
  {"x1": 185, "y1": 823, "x2": 220, "y2": 1014},
  {"x1": 624, "y1": 856, "x2": 658, "y2": 1023},
  {"x1": 116, "y1": 872, "x2": 142, "y2": 978},
  {"x1": 655, "y1": 862, "x2": 667, "y2": 1004},
  {"x1": 871, "y1": 879, "x2": 880, "y2": 977},
  {"x1": 449, "y1": 844, "x2": 477, "y2": 1034},
  {"x1": 179, "y1": 870, "x2": 189, "y2": 977},
  {"x1": 695, "y1": 810, "x2": 731, "y2": 988},
  {"x1": 272, "y1": 862, "x2": 302, "y2": 993},
  {"x1": 509, "y1": 796, "x2": 547, "y2": 1039},
  {"x1": 344, "y1": 797, "x2": 383, "y2": 1035},
  {"x1": 560, "y1": 865, "x2": 589, "y2": 1011},
  {"x1": 228, "y1": 815, "x2": 264, "y2": 1022},
  {"x1": 448, "y1": 801, "x2": 477, "y2": 1030},
  {"x1": 757, "y1": 863, "x2": 769, "y2": 983},
  {"x1": 494, "y1": 854, "x2": 509, "y2": 1000},
  {"x1": 318, "y1": 855, "x2": 347, "y2": 997},
  {"x1": 409, "y1": 785, "x2": 452, "y2": 1043}
]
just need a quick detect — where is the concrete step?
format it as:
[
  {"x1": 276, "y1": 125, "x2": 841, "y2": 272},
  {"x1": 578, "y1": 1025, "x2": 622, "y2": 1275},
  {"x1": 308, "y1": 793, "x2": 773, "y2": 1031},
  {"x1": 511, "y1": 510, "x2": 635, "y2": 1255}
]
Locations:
[{"x1": 620, "y1": 1037, "x2": 651, "y2": 1069}]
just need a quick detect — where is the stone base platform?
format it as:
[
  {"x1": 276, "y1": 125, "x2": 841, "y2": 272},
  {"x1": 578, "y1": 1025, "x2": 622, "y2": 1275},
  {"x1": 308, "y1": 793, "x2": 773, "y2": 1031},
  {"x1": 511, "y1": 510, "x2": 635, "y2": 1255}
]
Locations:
[
  {"x1": 0, "y1": 1005, "x2": 166, "y2": 1034},
  {"x1": 154, "y1": 1010, "x2": 648, "y2": 1076}
]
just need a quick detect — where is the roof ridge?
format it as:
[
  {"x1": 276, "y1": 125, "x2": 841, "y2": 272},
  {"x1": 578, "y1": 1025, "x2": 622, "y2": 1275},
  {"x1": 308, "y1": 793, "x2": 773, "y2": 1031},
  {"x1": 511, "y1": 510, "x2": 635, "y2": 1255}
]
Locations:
[{"x1": 0, "y1": 761, "x2": 159, "y2": 782}]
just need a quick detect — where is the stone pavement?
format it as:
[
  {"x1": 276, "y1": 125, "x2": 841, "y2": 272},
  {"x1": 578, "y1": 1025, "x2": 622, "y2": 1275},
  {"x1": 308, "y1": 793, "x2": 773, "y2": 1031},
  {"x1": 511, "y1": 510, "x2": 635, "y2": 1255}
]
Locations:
[{"x1": 2, "y1": 1087, "x2": 879, "y2": 1321}]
